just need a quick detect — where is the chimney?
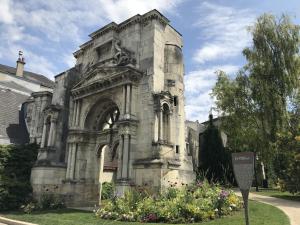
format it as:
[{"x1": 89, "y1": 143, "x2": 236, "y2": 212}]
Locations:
[{"x1": 16, "y1": 51, "x2": 25, "y2": 77}]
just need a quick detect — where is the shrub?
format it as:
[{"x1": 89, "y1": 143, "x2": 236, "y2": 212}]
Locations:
[
  {"x1": 0, "y1": 143, "x2": 38, "y2": 211},
  {"x1": 95, "y1": 180, "x2": 242, "y2": 223},
  {"x1": 39, "y1": 193, "x2": 65, "y2": 210},
  {"x1": 21, "y1": 193, "x2": 65, "y2": 214},
  {"x1": 101, "y1": 182, "x2": 114, "y2": 200},
  {"x1": 198, "y1": 116, "x2": 234, "y2": 185}
]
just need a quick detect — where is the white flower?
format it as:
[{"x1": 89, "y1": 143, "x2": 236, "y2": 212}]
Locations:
[{"x1": 214, "y1": 208, "x2": 219, "y2": 212}]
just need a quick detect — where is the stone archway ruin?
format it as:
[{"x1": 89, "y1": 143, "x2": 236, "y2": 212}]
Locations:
[{"x1": 28, "y1": 10, "x2": 196, "y2": 207}]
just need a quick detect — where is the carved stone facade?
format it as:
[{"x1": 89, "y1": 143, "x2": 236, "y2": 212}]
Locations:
[{"x1": 25, "y1": 10, "x2": 195, "y2": 206}]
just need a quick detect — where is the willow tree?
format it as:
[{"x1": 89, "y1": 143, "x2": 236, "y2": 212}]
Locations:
[{"x1": 212, "y1": 14, "x2": 300, "y2": 178}]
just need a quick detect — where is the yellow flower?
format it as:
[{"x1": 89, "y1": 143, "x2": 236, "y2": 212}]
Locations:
[{"x1": 228, "y1": 194, "x2": 239, "y2": 205}]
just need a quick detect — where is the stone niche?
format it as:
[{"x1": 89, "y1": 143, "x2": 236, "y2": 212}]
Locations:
[{"x1": 95, "y1": 40, "x2": 114, "y2": 64}]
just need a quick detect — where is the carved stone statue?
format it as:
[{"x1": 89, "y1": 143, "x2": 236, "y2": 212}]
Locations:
[{"x1": 113, "y1": 40, "x2": 136, "y2": 66}]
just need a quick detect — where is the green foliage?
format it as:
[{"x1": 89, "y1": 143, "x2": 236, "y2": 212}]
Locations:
[
  {"x1": 101, "y1": 182, "x2": 115, "y2": 200},
  {"x1": 95, "y1": 180, "x2": 242, "y2": 223},
  {"x1": 212, "y1": 14, "x2": 300, "y2": 181},
  {"x1": 39, "y1": 193, "x2": 65, "y2": 210},
  {"x1": 0, "y1": 202, "x2": 290, "y2": 225},
  {"x1": 21, "y1": 193, "x2": 65, "y2": 214},
  {"x1": 199, "y1": 116, "x2": 233, "y2": 184},
  {"x1": 0, "y1": 143, "x2": 38, "y2": 211},
  {"x1": 273, "y1": 131, "x2": 300, "y2": 194}
]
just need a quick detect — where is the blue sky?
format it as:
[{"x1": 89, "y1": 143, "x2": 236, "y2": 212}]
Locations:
[{"x1": 0, "y1": 0, "x2": 299, "y2": 122}]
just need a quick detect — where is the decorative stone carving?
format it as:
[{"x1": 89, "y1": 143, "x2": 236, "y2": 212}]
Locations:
[
  {"x1": 113, "y1": 40, "x2": 136, "y2": 66},
  {"x1": 153, "y1": 91, "x2": 174, "y2": 113}
]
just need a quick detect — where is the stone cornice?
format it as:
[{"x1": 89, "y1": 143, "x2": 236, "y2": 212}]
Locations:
[
  {"x1": 43, "y1": 104, "x2": 62, "y2": 118},
  {"x1": 31, "y1": 91, "x2": 53, "y2": 98},
  {"x1": 152, "y1": 140, "x2": 174, "y2": 148},
  {"x1": 67, "y1": 128, "x2": 119, "y2": 143},
  {"x1": 89, "y1": 10, "x2": 169, "y2": 39},
  {"x1": 153, "y1": 91, "x2": 173, "y2": 101},
  {"x1": 73, "y1": 10, "x2": 170, "y2": 57},
  {"x1": 68, "y1": 128, "x2": 117, "y2": 136},
  {"x1": 71, "y1": 66, "x2": 143, "y2": 99}
]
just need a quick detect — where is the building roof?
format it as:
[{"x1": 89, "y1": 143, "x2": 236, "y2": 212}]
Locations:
[
  {"x1": 0, "y1": 81, "x2": 32, "y2": 95},
  {"x1": 0, "y1": 63, "x2": 54, "y2": 88},
  {"x1": 0, "y1": 87, "x2": 29, "y2": 144}
]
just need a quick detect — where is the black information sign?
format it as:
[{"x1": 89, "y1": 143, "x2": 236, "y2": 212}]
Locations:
[{"x1": 232, "y1": 152, "x2": 254, "y2": 225}]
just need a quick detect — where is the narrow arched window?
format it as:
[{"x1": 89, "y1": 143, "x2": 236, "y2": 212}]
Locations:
[{"x1": 162, "y1": 104, "x2": 170, "y2": 141}]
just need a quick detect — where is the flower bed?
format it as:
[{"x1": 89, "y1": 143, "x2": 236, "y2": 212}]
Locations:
[{"x1": 95, "y1": 181, "x2": 242, "y2": 223}]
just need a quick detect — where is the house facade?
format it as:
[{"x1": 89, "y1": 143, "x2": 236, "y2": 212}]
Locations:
[{"x1": 0, "y1": 52, "x2": 54, "y2": 145}]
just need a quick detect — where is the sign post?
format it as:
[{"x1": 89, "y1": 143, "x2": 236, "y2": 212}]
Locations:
[{"x1": 232, "y1": 152, "x2": 254, "y2": 225}]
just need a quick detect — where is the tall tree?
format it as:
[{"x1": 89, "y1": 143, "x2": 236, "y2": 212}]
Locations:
[
  {"x1": 199, "y1": 114, "x2": 232, "y2": 184},
  {"x1": 212, "y1": 14, "x2": 300, "y2": 178}
]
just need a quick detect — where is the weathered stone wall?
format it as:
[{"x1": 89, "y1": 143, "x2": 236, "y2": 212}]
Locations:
[
  {"x1": 25, "y1": 92, "x2": 52, "y2": 144},
  {"x1": 29, "y1": 10, "x2": 196, "y2": 206}
]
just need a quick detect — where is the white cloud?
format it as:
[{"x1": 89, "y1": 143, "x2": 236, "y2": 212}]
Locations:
[
  {"x1": 184, "y1": 2, "x2": 255, "y2": 122},
  {"x1": 0, "y1": 0, "x2": 183, "y2": 79},
  {"x1": 25, "y1": 51, "x2": 58, "y2": 77},
  {"x1": 185, "y1": 65, "x2": 238, "y2": 94},
  {"x1": 185, "y1": 65, "x2": 239, "y2": 122},
  {"x1": 98, "y1": 0, "x2": 182, "y2": 23},
  {"x1": 0, "y1": 0, "x2": 13, "y2": 24},
  {"x1": 193, "y1": 2, "x2": 255, "y2": 64},
  {"x1": 63, "y1": 54, "x2": 76, "y2": 68},
  {"x1": 0, "y1": 0, "x2": 183, "y2": 78}
]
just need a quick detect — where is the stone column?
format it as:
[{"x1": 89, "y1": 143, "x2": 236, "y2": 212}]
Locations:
[
  {"x1": 69, "y1": 98, "x2": 74, "y2": 126},
  {"x1": 40, "y1": 121, "x2": 47, "y2": 148},
  {"x1": 117, "y1": 136, "x2": 124, "y2": 179},
  {"x1": 30, "y1": 102, "x2": 36, "y2": 136},
  {"x1": 159, "y1": 110, "x2": 163, "y2": 140},
  {"x1": 47, "y1": 120, "x2": 54, "y2": 147},
  {"x1": 168, "y1": 113, "x2": 172, "y2": 143},
  {"x1": 50, "y1": 119, "x2": 56, "y2": 146},
  {"x1": 126, "y1": 84, "x2": 131, "y2": 114},
  {"x1": 131, "y1": 85, "x2": 138, "y2": 116},
  {"x1": 73, "y1": 101, "x2": 77, "y2": 127},
  {"x1": 34, "y1": 97, "x2": 41, "y2": 137},
  {"x1": 122, "y1": 85, "x2": 126, "y2": 115},
  {"x1": 66, "y1": 144, "x2": 72, "y2": 179},
  {"x1": 121, "y1": 134, "x2": 130, "y2": 178},
  {"x1": 75, "y1": 100, "x2": 80, "y2": 126},
  {"x1": 77, "y1": 100, "x2": 81, "y2": 126},
  {"x1": 70, "y1": 144, "x2": 77, "y2": 179},
  {"x1": 98, "y1": 147, "x2": 105, "y2": 205}
]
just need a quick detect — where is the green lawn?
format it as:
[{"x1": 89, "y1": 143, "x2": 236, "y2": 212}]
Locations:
[
  {"x1": 251, "y1": 188, "x2": 300, "y2": 202},
  {"x1": 0, "y1": 201, "x2": 290, "y2": 225}
]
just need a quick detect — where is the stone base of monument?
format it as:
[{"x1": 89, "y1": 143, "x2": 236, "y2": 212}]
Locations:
[{"x1": 115, "y1": 179, "x2": 132, "y2": 196}]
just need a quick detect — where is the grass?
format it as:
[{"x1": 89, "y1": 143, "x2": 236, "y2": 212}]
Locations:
[
  {"x1": 0, "y1": 200, "x2": 290, "y2": 225},
  {"x1": 251, "y1": 187, "x2": 300, "y2": 202}
]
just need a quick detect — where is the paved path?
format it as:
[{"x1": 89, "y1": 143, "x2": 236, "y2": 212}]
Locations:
[
  {"x1": 236, "y1": 191, "x2": 300, "y2": 225},
  {"x1": 0, "y1": 216, "x2": 37, "y2": 225}
]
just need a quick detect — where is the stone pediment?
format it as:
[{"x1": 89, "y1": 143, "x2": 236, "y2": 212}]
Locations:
[{"x1": 71, "y1": 66, "x2": 143, "y2": 99}]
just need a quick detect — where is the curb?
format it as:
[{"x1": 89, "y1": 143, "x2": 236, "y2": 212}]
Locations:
[{"x1": 0, "y1": 216, "x2": 37, "y2": 225}]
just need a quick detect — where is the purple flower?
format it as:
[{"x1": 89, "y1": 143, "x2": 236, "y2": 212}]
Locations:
[
  {"x1": 197, "y1": 182, "x2": 203, "y2": 187},
  {"x1": 220, "y1": 190, "x2": 229, "y2": 199}
]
